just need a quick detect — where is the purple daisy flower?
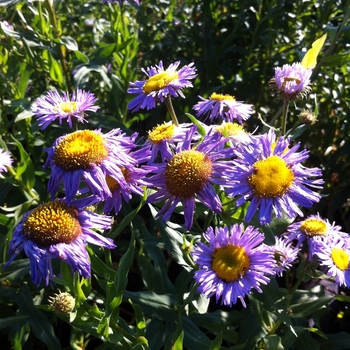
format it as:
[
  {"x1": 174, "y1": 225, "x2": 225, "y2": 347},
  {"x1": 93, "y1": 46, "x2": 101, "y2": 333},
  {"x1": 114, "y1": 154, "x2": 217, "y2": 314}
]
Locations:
[
  {"x1": 223, "y1": 129, "x2": 324, "y2": 225},
  {"x1": 193, "y1": 93, "x2": 254, "y2": 124},
  {"x1": 285, "y1": 213, "x2": 347, "y2": 261},
  {"x1": 0, "y1": 148, "x2": 13, "y2": 174},
  {"x1": 146, "y1": 125, "x2": 234, "y2": 229},
  {"x1": 191, "y1": 224, "x2": 274, "y2": 307},
  {"x1": 262, "y1": 237, "x2": 300, "y2": 276},
  {"x1": 44, "y1": 128, "x2": 138, "y2": 205},
  {"x1": 144, "y1": 121, "x2": 200, "y2": 163},
  {"x1": 4, "y1": 197, "x2": 115, "y2": 286},
  {"x1": 314, "y1": 234, "x2": 350, "y2": 287},
  {"x1": 269, "y1": 62, "x2": 312, "y2": 101},
  {"x1": 127, "y1": 60, "x2": 197, "y2": 112},
  {"x1": 32, "y1": 88, "x2": 99, "y2": 130}
]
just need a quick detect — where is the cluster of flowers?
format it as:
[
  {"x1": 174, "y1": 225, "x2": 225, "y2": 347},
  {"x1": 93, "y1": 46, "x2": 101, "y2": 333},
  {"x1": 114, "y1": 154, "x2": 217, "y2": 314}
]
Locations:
[{"x1": 3, "y1": 52, "x2": 350, "y2": 307}]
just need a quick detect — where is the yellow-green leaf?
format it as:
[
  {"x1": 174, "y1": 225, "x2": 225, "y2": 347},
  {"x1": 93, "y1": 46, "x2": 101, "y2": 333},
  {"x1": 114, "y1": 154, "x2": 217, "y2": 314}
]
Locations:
[{"x1": 301, "y1": 34, "x2": 327, "y2": 69}]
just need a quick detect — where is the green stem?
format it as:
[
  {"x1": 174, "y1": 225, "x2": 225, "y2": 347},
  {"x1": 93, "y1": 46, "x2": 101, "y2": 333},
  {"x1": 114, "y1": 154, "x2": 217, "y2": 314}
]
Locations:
[
  {"x1": 269, "y1": 263, "x2": 307, "y2": 335},
  {"x1": 44, "y1": 0, "x2": 72, "y2": 91},
  {"x1": 281, "y1": 100, "x2": 290, "y2": 136},
  {"x1": 164, "y1": 97, "x2": 179, "y2": 126}
]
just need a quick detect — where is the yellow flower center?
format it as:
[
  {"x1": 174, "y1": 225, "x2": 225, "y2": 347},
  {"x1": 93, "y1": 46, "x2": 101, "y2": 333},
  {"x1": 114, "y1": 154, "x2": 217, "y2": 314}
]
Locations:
[
  {"x1": 148, "y1": 122, "x2": 175, "y2": 144},
  {"x1": 299, "y1": 218, "x2": 328, "y2": 237},
  {"x1": 106, "y1": 168, "x2": 130, "y2": 192},
  {"x1": 248, "y1": 156, "x2": 294, "y2": 198},
  {"x1": 331, "y1": 247, "x2": 349, "y2": 271},
  {"x1": 143, "y1": 71, "x2": 179, "y2": 94},
  {"x1": 54, "y1": 130, "x2": 108, "y2": 170},
  {"x1": 23, "y1": 201, "x2": 82, "y2": 247},
  {"x1": 210, "y1": 93, "x2": 235, "y2": 101},
  {"x1": 55, "y1": 101, "x2": 79, "y2": 114},
  {"x1": 214, "y1": 123, "x2": 246, "y2": 137},
  {"x1": 212, "y1": 244, "x2": 250, "y2": 282},
  {"x1": 165, "y1": 150, "x2": 212, "y2": 199}
]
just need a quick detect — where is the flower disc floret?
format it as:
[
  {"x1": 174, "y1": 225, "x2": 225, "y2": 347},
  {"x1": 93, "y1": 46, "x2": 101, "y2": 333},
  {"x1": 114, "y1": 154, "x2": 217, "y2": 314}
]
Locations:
[
  {"x1": 165, "y1": 150, "x2": 212, "y2": 199},
  {"x1": 223, "y1": 129, "x2": 324, "y2": 225},
  {"x1": 23, "y1": 201, "x2": 82, "y2": 246},
  {"x1": 299, "y1": 218, "x2": 327, "y2": 237},
  {"x1": 248, "y1": 156, "x2": 294, "y2": 198},
  {"x1": 54, "y1": 130, "x2": 108, "y2": 170},
  {"x1": 212, "y1": 245, "x2": 250, "y2": 282},
  {"x1": 143, "y1": 71, "x2": 179, "y2": 94},
  {"x1": 148, "y1": 122, "x2": 176, "y2": 144},
  {"x1": 191, "y1": 224, "x2": 274, "y2": 307}
]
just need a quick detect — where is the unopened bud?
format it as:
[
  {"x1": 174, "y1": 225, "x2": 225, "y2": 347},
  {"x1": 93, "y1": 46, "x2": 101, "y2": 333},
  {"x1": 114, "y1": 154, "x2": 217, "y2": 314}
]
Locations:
[
  {"x1": 49, "y1": 291, "x2": 75, "y2": 314},
  {"x1": 299, "y1": 109, "x2": 318, "y2": 125}
]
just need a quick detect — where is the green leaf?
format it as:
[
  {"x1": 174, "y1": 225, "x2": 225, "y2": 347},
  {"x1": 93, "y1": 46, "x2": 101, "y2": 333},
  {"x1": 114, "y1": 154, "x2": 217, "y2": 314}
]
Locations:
[
  {"x1": 173, "y1": 330, "x2": 184, "y2": 350},
  {"x1": 185, "y1": 113, "x2": 207, "y2": 136},
  {"x1": 129, "y1": 299, "x2": 146, "y2": 334},
  {"x1": 61, "y1": 36, "x2": 78, "y2": 51},
  {"x1": 290, "y1": 296, "x2": 332, "y2": 317},
  {"x1": 0, "y1": 315, "x2": 28, "y2": 329},
  {"x1": 209, "y1": 331, "x2": 223, "y2": 350},
  {"x1": 10, "y1": 135, "x2": 35, "y2": 190},
  {"x1": 115, "y1": 225, "x2": 135, "y2": 295},
  {"x1": 263, "y1": 334, "x2": 284, "y2": 350},
  {"x1": 13, "y1": 285, "x2": 61, "y2": 350},
  {"x1": 74, "y1": 51, "x2": 89, "y2": 63},
  {"x1": 319, "y1": 332, "x2": 350, "y2": 350},
  {"x1": 149, "y1": 204, "x2": 192, "y2": 272},
  {"x1": 0, "y1": 259, "x2": 30, "y2": 282},
  {"x1": 123, "y1": 291, "x2": 177, "y2": 322}
]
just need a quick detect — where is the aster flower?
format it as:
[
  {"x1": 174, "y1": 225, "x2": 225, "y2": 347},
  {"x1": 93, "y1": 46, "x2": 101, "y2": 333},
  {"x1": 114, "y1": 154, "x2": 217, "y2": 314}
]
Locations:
[
  {"x1": 0, "y1": 148, "x2": 13, "y2": 174},
  {"x1": 191, "y1": 224, "x2": 274, "y2": 307},
  {"x1": 262, "y1": 237, "x2": 300, "y2": 276},
  {"x1": 147, "y1": 126, "x2": 234, "y2": 229},
  {"x1": 44, "y1": 128, "x2": 138, "y2": 205},
  {"x1": 314, "y1": 234, "x2": 350, "y2": 287},
  {"x1": 285, "y1": 213, "x2": 347, "y2": 261},
  {"x1": 193, "y1": 93, "x2": 253, "y2": 124},
  {"x1": 4, "y1": 197, "x2": 115, "y2": 286},
  {"x1": 127, "y1": 60, "x2": 197, "y2": 112},
  {"x1": 224, "y1": 129, "x2": 324, "y2": 225},
  {"x1": 144, "y1": 121, "x2": 200, "y2": 163},
  {"x1": 32, "y1": 88, "x2": 99, "y2": 130},
  {"x1": 269, "y1": 62, "x2": 312, "y2": 101}
]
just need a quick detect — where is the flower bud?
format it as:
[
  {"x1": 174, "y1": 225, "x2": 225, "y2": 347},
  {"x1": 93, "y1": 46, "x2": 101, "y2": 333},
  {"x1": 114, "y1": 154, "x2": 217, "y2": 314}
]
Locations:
[
  {"x1": 299, "y1": 109, "x2": 318, "y2": 125},
  {"x1": 49, "y1": 291, "x2": 76, "y2": 314}
]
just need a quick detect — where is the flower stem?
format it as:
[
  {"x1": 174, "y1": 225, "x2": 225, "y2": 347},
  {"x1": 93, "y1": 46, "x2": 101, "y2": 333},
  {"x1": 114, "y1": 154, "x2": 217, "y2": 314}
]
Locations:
[
  {"x1": 281, "y1": 100, "x2": 290, "y2": 136},
  {"x1": 164, "y1": 96, "x2": 179, "y2": 126},
  {"x1": 44, "y1": 0, "x2": 72, "y2": 91},
  {"x1": 269, "y1": 261, "x2": 307, "y2": 336}
]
